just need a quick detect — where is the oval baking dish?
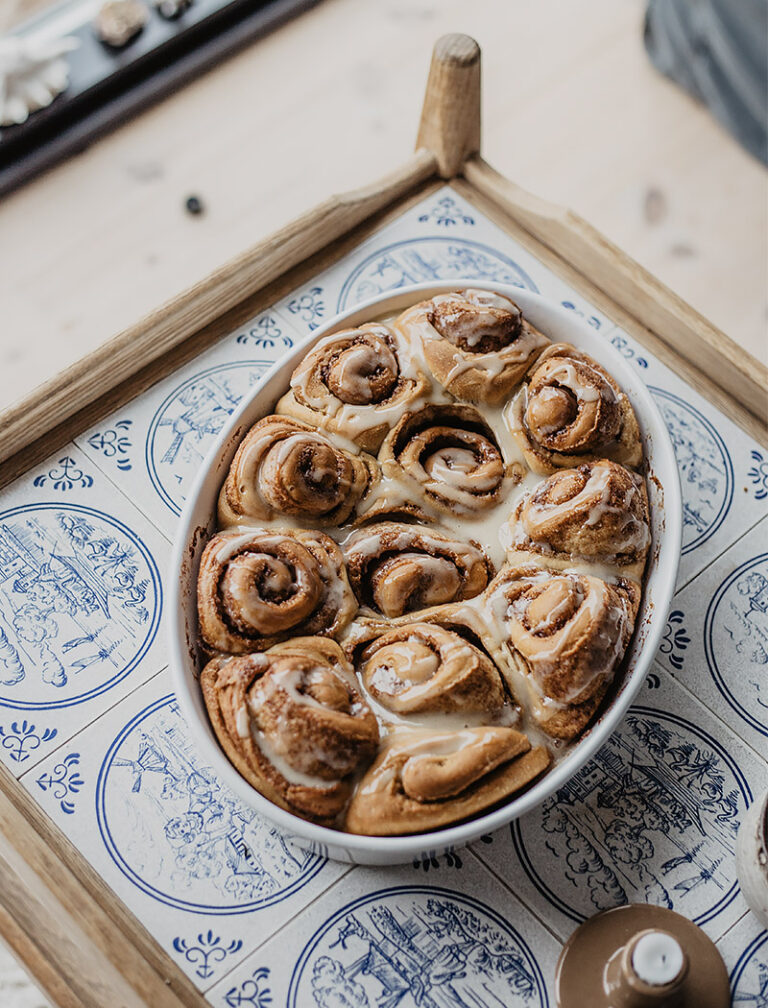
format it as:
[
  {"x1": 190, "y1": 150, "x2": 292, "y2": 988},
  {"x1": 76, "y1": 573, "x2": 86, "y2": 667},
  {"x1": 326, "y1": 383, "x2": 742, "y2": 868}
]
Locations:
[{"x1": 168, "y1": 281, "x2": 682, "y2": 865}]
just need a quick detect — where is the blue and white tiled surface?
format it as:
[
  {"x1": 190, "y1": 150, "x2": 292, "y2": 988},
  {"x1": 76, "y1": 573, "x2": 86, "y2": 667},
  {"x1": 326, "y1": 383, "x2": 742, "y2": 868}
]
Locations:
[{"x1": 1, "y1": 186, "x2": 765, "y2": 1002}]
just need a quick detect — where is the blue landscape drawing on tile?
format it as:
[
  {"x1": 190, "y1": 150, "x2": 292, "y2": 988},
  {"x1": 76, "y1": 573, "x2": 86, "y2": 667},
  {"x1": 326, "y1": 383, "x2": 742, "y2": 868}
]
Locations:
[
  {"x1": 0, "y1": 503, "x2": 161, "y2": 711},
  {"x1": 511, "y1": 706, "x2": 750, "y2": 929},
  {"x1": 145, "y1": 361, "x2": 271, "y2": 517},
  {"x1": 95, "y1": 693, "x2": 326, "y2": 914},
  {"x1": 286, "y1": 886, "x2": 549, "y2": 1008}
]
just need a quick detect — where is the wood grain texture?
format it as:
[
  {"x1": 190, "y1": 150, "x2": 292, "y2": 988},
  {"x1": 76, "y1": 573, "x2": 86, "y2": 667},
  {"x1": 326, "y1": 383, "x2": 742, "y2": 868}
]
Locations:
[
  {"x1": 416, "y1": 34, "x2": 481, "y2": 178},
  {"x1": 0, "y1": 149, "x2": 436, "y2": 467},
  {"x1": 0, "y1": 766, "x2": 204, "y2": 1008},
  {"x1": 0, "y1": 0, "x2": 765, "y2": 412},
  {"x1": 464, "y1": 156, "x2": 768, "y2": 433}
]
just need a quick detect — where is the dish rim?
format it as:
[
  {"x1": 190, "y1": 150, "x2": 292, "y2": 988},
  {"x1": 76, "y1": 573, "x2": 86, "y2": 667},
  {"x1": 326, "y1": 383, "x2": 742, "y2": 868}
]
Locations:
[{"x1": 167, "y1": 280, "x2": 682, "y2": 862}]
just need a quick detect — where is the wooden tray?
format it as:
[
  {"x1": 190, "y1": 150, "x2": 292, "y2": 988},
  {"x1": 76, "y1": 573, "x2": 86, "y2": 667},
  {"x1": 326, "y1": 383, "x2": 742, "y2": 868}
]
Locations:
[{"x1": 0, "y1": 34, "x2": 765, "y2": 1008}]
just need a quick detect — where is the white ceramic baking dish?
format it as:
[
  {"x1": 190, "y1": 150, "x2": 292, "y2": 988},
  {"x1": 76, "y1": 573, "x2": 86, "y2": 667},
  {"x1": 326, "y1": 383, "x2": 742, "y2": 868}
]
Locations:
[{"x1": 168, "y1": 281, "x2": 682, "y2": 865}]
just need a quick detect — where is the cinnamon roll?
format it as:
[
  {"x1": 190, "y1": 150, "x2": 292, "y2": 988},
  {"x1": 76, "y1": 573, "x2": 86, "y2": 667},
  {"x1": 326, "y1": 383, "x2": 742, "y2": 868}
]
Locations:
[
  {"x1": 345, "y1": 726, "x2": 550, "y2": 835},
  {"x1": 347, "y1": 620, "x2": 508, "y2": 717},
  {"x1": 376, "y1": 404, "x2": 509, "y2": 518},
  {"x1": 395, "y1": 289, "x2": 549, "y2": 403},
  {"x1": 218, "y1": 415, "x2": 377, "y2": 528},
  {"x1": 504, "y1": 460, "x2": 650, "y2": 581},
  {"x1": 485, "y1": 564, "x2": 640, "y2": 739},
  {"x1": 198, "y1": 529, "x2": 356, "y2": 654},
  {"x1": 276, "y1": 323, "x2": 430, "y2": 452},
  {"x1": 507, "y1": 344, "x2": 642, "y2": 473},
  {"x1": 343, "y1": 521, "x2": 493, "y2": 617},
  {"x1": 201, "y1": 638, "x2": 379, "y2": 825}
]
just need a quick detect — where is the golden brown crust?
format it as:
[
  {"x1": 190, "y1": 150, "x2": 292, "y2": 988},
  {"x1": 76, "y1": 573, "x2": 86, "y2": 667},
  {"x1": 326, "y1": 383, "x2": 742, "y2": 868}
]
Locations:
[
  {"x1": 342, "y1": 521, "x2": 494, "y2": 618},
  {"x1": 395, "y1": 289, "x2": 549, "y2": 403},
  {"x1": 201, "y1": 639, "x2": 379, "y2": 826},
  {"x1": 348, "y1": 619, "x2": 507, "y2": 717},
  {"x1": 507, "y1": 344, "x2": 642, "y2": 474},
  {"x1": 197, "y1": 528, "x2": 357, "y2": 654},
  {"x1": 345, "y1": 728, "x2": 550, "y2": 835},
  {"x1": 276, "y1": 323, "x2": 431, "y2": 452},
  {"x1": 375, "y1": 403, "x2": 508, "y2": 519},
  {"x1": 218, "y1": 415, "x2": 378, "y2": 528},
  {"x1": 505, "y1": 460, "x2": 650, "y2": 582},
  {"x1": 199, "y1": 289, "x2": 652, "y2": 835},
  {"x1": 484, "y1": 564, "x2": 640, "y2": 740}
]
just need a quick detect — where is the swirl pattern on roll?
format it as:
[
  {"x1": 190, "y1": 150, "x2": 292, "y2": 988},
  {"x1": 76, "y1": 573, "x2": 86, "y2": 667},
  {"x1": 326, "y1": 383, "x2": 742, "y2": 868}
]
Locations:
[
  {"x1": 506, "y1": 459, "x2": 650, "y2": 580},
  {"x1": 276, "y1": 323, "x2": 431, "y2": 452},
  {"x1": 378, "y1": 404, "x2": 507, "y2": 517},
  {"x1": 201, "y1": 638, "x2": 379, "y2": 825},
  {"x1": 343, "y1": 521, "x2": 493, "y2": 617},
  {"x1": 350, "y1": 620, "x2": 508, "y2": 717},
  {"x1": 508, "y1": 344, "x2": 642, "y2": 473},
  {"x1": 345, "y1": 726, "x2": 550, "y2": 835},
  {"x1": 198, "y1": 529, "x2": 357, "y2": 654},
  {"x1": 218, "y1": 415, "x2": 377, "y2": 528},
  {"x1": 395, "y1": 289, "x2": 549, "y2": 403},
  {"x1": 485, "y1": 564, "x2": 640, "y2": 739}
]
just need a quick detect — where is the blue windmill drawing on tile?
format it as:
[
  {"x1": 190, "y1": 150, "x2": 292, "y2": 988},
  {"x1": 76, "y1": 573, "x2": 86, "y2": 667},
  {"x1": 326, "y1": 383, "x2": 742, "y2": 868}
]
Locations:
[
  {"x1": 146, "y1": 361, "x2": 270, "y2": 516},
  {"x1": 337, "y1": 237, "x2": 538, "y2": 311},
  {"x1": 96, "y1": 694, "x2": 325, "y2": 914},
  {"x1": 0, "y1": 505, "x2": 160, "y2": 711},
  {"x1": 288, "y1": 887, "x2": 548, "y2": 1008},
  {"x1": 705, "y1": 552, "x2": 768, "y2": 739},
  {"x1": 512, "y1": 708, "x2": 749, "y2": 928},
  {"x1": 730, "y1": 930, "x2": 768, "y2": 1007},
  {"x1": 649, "y1": 388, "x2": 733, "y2": 554}
]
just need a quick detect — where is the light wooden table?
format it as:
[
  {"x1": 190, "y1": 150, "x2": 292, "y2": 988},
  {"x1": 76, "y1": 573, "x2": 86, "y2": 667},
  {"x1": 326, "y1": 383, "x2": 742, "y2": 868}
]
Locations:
[{"x1": 0, "y1": 0, "x2": 766, "y2": 1003}]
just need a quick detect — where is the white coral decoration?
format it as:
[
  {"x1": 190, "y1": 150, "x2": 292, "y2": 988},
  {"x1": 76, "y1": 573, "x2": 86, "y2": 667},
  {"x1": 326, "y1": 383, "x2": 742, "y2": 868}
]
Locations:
[{"x1": 0, "y1": 34, "x2": 78, "y2": 127}]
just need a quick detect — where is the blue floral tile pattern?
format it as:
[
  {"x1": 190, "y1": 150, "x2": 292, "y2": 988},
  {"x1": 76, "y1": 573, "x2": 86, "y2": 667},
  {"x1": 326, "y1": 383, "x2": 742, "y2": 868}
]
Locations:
[
  {"x1": 472, "y1": 669, "x2": 762, "y2": 943},
  {"x1": 76, "y1": 311, "x2": 304, "y2": 537},
  {"x1": 657, "y1": 516, "x2": 768, "y2": 758},
  {"x1": 207, "y1": 858, "x2": 560, "y2": 1007},
  {"x1": 22, "y1": 674, "x2": 347, "y2": 990},
  {"x1": 4, "y1": 183, "x2": 766, "y2": 1002},
  {"x1": 0, "y1": 448, "x2": 168, "y2": 777}
]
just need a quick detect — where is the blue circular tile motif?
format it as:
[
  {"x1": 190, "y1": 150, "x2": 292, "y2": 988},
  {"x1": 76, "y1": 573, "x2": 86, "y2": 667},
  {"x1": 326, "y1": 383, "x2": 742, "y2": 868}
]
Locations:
[
  {"x1": 729, "y1": 929, "x2": 768, "y2": 1004},
  {"x1": 288, "y1": 885, "x2": 549, "y2": 1007},
  {"x1": 705, "y1": 553, "x2": 768, "y2": 740},
  {"x1": 96, "y1": 694, "x2": 325, "y2": 914},
  {"x1": 512, "y1": 708, "x2": 750, "y2": 928},
  {"x1": 649, "y1": 387, "x2": 733, "y2": 555},
  {"x1": 337, "y1": 237, "x2": 539, "y2": 310},
  {"x1": 0, "y1": 504, "x2": 161, "y2": 710},
  {"x1": 145, "y1": 361, "x2": 271, "y2": 516}
]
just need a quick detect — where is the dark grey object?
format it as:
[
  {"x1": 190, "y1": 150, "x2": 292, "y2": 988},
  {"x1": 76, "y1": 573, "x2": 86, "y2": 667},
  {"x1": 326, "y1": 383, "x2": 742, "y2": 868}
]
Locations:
[{"x1": 645, "y1": 0, "x2": 768, "y2": 164}]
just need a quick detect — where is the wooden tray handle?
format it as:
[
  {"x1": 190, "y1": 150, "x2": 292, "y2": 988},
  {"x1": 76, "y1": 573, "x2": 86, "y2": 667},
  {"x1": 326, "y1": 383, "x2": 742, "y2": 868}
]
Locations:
[{"x1": 416, "y1": 33, "x2": 481, "y2": 178}]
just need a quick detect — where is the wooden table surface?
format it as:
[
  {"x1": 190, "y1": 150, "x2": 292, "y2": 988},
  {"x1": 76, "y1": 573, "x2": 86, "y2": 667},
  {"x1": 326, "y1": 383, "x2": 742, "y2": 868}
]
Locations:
[
  {"x1": 0, "y1": 0, "x2": 766, "y2": 1003},
  {"x1": 0, "y1": 0, "x2": 766, "y2": 418}
]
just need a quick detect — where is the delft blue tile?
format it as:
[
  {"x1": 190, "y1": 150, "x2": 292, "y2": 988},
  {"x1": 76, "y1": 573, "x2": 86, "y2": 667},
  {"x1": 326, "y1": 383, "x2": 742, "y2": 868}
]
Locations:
[
  {"x1": 601, "y1": 322, "x2": 767, "y2": 590},
  {"x1": 76, "y1": 309, "x2": 304, "y2": 539},
  {"x1": 274, "y1": 185, "x2": 615, "y2": 341},
  {"x1": 472, "y1": 667, "x2": 763, "y2": 945},
  {"x1": 716, "y1": 910, "x2": 767, "y2": 999},
  {"x1": 656, "y1": 516, "x2": 768, "y2": 760},
  {"x1": 0, "y1": 446, "x2": 168, "y2": 777},
  {"x1": 21, "y1": 670, "x2": 348, "y2": 992},
  {"x1": 206, "y1": 851, "x2": 561, "y2": 1008}
]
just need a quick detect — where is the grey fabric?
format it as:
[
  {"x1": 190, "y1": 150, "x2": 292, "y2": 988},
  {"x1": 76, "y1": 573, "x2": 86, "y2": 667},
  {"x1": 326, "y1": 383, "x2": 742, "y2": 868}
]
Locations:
[{"x1": 645, "y1": 0, "x2": 768, "y2": 164}]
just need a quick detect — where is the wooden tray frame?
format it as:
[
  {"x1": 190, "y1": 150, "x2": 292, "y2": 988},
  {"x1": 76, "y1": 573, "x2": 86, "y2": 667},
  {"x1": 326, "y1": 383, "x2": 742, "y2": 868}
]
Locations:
[{"x1": 0, "y1": 34, "x2": 765, "y2": 1008}]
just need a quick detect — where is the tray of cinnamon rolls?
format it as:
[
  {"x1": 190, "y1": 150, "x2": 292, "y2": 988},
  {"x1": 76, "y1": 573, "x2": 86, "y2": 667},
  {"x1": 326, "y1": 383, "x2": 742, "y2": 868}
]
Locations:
[{"x1": 169, "y1": 282, "x2": 682, "y2": 862}]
